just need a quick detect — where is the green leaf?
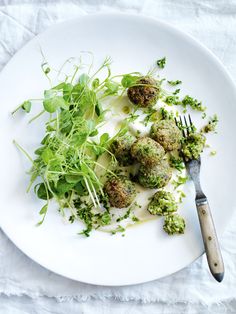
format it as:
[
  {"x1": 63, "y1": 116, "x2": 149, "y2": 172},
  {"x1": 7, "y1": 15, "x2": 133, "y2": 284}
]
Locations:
[
  {"x1": 44, "y1": 89, "x2": 56, "y2": 99},
  {"x1": 95, "y1": 101, "x2": 103, "y2": 117},
  {"x1": 46, "y1": 125, "x2": 56, "y2": 132},
  {"x1": 63, "y1": 83, "x2": 73, "y2": 101},
  {"x1": 100, "y1": 133, "x2": 109, "y2": 145},
  {"x1": 87, "y1": 119, "x2": 96, "y2": 132},
  {"x1": 89, "y1": 129, "x2": 98, "y2": 137},
  {"x1": 39, "y1": 204, "x2": 48, "y2": 215},
  {"x1": 92, "y1": 78, "x2": 99, "y2": 89},
  {"x1": 59, "y1": 110, "x2": 73, "y2": 134},
  {"x1": 79, "y1": 73, "x2": 90, "y2": 86},
  {"x1": 34, "y1": 147, "x2": 44, "y2": 156},
  {"x1": 121, "y1": 74, "x2": 139, "y2": 88},
  {"x1": 100, "y1": 211, "x2": 111, "y2": 226},
  {"x1": 74, "y1": 182, "x2": 86, "y2": 195},
  {"x1": 56, "y1": 178, "x2": 75, "y2": 195},
  {"x1": 52, "y1": 83, "x2": 66, "y2": 90},
  {"x1": 104, "y1": 80, "x2": 119, "y2": 95},
  {"x1": 21, "y1": 101, "x2": 32, "y2": 113},
  {"x1": 43, "y1": 96, "x2": 66, "y2": 113},
  {"x1": 65, "y1": 174, "x2": 82, "y2": 184},
  {"x1": 41, "y1": 147, "x2": 54, "y2": 164},
  {"x1": 36, "y1": 183, "x2": 53, "y2": 200},
  {"x1": 40, "y1": 134, "x2": 50, "y2": 145},
  {"x1": 71, "y1": 132, "x2": 88, "y2": 147},
  {"x1": 36, "y1": 204, "x2": 48, "y2": 226},
  {"x1": 43, "y1": 98, "x2": 58, "y2": 113}
]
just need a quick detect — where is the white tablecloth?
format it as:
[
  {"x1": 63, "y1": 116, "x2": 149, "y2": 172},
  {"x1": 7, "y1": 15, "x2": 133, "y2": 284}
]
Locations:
[{"x1": 1, "y1": 1, "x2": 236, "y2": 313}]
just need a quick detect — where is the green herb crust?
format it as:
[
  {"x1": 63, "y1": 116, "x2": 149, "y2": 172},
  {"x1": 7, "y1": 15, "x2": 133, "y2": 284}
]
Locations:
[
  {"x1": 131, "y1": 137, "x2": 165, "y2": 167},
  {"x1": 148, "y1": 191, "x2": 178, "y2": 216},
  {"x1": 182, "y1": 132, "x2": 206, "y2": 160},
  {"x1": 137, "y1": 159, "x2": 172, "y2": 189},
  {"x1": 104, "y1": 175, "x2": 136, "y2": 208},
  {"x1": 163, "y1": 214, "x2": 186, "y2": 235},
  {"x1": 110, "y1": 134, "x2": 136, "y2": 166},
  {"x1": 150, "y1": 120, "x2": 182, "y2": 151}
]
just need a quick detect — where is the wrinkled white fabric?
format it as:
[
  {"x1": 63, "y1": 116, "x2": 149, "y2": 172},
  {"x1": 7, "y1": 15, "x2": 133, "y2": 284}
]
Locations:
[{"x1": 0, "y1": 0, "x2": 236, "y2": 313}]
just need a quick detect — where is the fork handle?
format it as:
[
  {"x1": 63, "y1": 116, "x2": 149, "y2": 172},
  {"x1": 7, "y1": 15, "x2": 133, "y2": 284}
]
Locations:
[{"x1": 196, "y1": 198, "x2": 224, "y2": 282}]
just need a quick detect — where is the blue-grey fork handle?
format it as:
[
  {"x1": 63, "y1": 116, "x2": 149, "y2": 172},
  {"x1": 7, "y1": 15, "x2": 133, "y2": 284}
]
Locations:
[{"x1": 196, "y1": 198, "x2": 224, "y2": 282}]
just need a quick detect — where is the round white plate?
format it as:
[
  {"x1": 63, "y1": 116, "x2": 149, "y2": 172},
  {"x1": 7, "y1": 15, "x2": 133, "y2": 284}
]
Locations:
[{"x1": 0, "y1": 14, "x2": 236, "y2": 286}]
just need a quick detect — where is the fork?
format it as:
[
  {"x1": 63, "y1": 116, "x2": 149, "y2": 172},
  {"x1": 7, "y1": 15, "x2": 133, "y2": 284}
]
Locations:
[{"x1": 175, "y1": 115, "x2": 224, "y2": 282}]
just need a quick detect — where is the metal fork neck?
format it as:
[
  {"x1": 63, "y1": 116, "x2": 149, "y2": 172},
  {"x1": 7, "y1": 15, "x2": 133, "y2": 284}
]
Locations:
[{"x1": 193, "y1": 176, "x2": 207, "y2": 202}]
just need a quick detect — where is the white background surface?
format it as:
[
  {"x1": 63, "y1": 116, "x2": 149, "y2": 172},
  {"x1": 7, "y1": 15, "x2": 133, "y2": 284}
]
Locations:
[{"x1": 1, "y1": 0, "x2": 236, "y2": 313}]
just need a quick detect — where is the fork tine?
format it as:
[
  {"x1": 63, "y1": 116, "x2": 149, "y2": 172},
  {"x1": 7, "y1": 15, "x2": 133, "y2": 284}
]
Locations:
[
  {"x1": 183, "y1": 115, "x2": 190, "y2": 135},
  {"x1": 188, "y1": 114, "x2": 194, "y2": 133},
  {"x1": 179, "y1": 116, "x2": 186, "y2": 138}
]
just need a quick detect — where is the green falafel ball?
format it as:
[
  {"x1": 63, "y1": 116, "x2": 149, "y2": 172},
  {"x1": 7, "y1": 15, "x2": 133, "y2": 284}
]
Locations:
[
  {"x1": 110, "y1": 135, "x2": 136, "y2": 166},
  {"x1": 131, "y1": 137, "x2": 165, "y2": 167},
  {"x1": 148, "y1": 190, "x2": 178, "y2": 215},
  {"x1": 163, "y1": 214, "x2": 186, "y2": 235},
  {"x1": 181, "y1": 132, "x2": 206, "y2": 160},
  {"x1": 137, "y1": 159, "x2": 172, "y2": 189},
  {"x1": 127, "y1": 77, "x2": 159, "y2": 108},
  {"x1": 104, "y1": 175, "x2": 136, "y2": 208},
  {"x1": 150, "y1": 120, "x2": 182, "y2": 151}
]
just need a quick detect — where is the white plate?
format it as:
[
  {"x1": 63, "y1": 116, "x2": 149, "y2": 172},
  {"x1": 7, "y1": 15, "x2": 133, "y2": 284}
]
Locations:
[{"x1": 0, "y1": 14, "x2": 236, "y2": 286}]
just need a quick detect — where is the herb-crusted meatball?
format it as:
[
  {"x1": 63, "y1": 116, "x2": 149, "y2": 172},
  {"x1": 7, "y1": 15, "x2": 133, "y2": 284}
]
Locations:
[
  {"x1": 150, "y1": 120, "x2": 182, "y2": 151},
  {"x1": 104, "y1": 175, "x2": 136, "y2": 208},
  {"x1": 110, "y1": 135, "x2": 136, "y2": 166},
  {"x1": 148, "y1": 190, "x2": 178, "y2": 216},
  {"x1": 163, "y1": 214, "x2": 186, "y2": 235},
  {"x1": 137, "y1": 159, "x2": 172, "y2": 189},
  {"x1": 131, "y1": 137, "x2": 165, "y2": 167},
  {"x1": 127, "y1": 77, "x2": 159, "y2": 108},
  {"x1": 181, "y1": 132, "x2": 206, "y2": 160}
]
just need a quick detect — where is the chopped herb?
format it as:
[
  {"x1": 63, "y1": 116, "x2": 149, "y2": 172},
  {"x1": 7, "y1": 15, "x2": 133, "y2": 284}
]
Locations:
[
  {"x1": 169, "y1": 155, "x2": 185, "y2": 171},
  {"x1": 131, "y1": 215, "x2": 139, "y2": 222},
  {"x1": 163, "y1": 214, "x2": 185, "y2": 235},
  {"x1": 69, "y1": 215, "x2": 75, "y2": 223},
  {"x1": 111, "y1": 225, "x2": 126, "y2": 235},
  {"x1": 182, "y1": 132, "x2": 206, "y2": 160},
  {"x1": 177, "y1": 190, "x2": 186, "y2": 203},
  {"x1": 181, "y1": 95, "x2": 205, "y2": 112},
  {"x1": 126, "y1": 110, "x2": 139, "y2": 122},
  {"x1": 167, "y1": 80, "x2": 182, "y2": 86},
  {"x1": 201, "y1": 114, "x2": 218, "y2": 133},
  {"x1": 148, "y1": 191, "x2": 178, "y2": 216},
  {"x1": 165, "y1": 95, "x2": 180, "y2": 106},
  {"x1": 172, "y1": 175, "x2": 188, "y2": 189},
  {"x1": 116, "y1": 207, "x2": 131, "y2": 222},
  {"x1": 159, "y1": 107, "x2": 174, "y2": 120},
  {"x1": 210, "y1": 150, "x2": 217, "y2": 156},
  {"x1": 142, "y1": 108, "x2": 159, "y2": 125},
  {"x1": 173, "y1": 88, "x2": 180, "y2": 95},
  {"x1": 156, "y1": 57, "x2": 166, "y2": 69}
]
